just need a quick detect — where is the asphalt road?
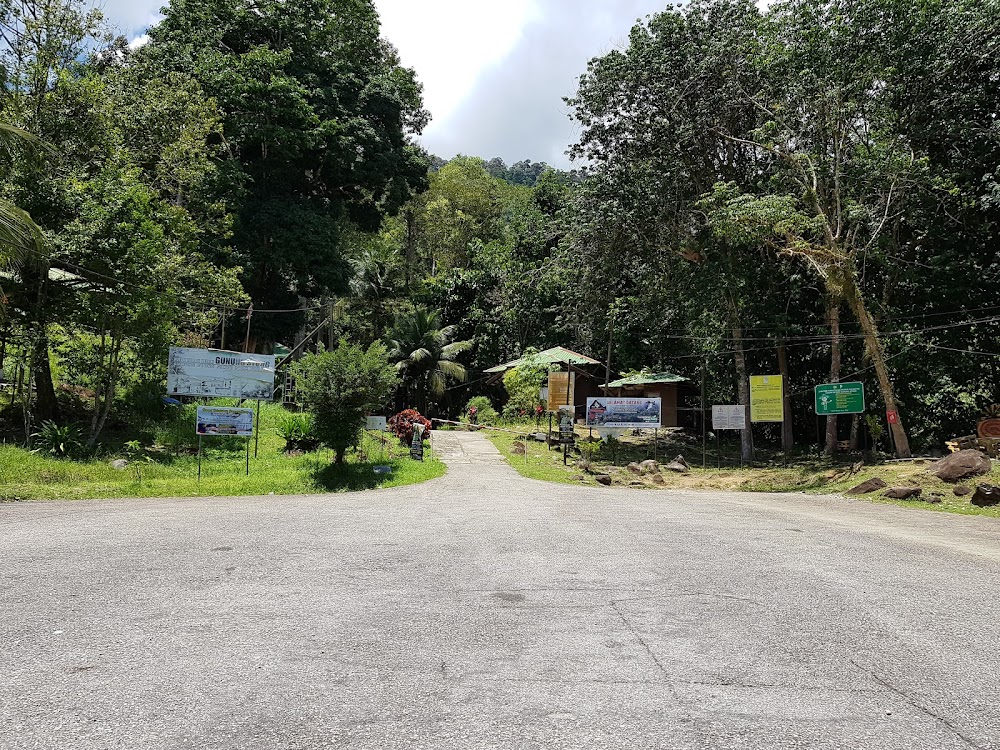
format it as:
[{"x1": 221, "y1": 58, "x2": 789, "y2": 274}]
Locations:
[{"x1": 3, "y1": 430, "x2": 1000, "y2": 750}]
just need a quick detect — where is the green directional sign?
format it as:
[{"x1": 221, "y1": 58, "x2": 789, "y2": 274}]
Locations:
[{"x1": 815, "y1": 382, "x2": 866, "y2": 416}]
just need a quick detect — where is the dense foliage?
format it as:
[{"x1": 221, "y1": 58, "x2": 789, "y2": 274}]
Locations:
[{"x1": 2, "y1": 0, "x2": 999, "y2": 460}]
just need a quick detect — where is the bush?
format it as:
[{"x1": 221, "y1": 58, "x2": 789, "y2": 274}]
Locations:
[
  {"x1": 292, "y1": 341, "x2": 399, "y2": 463},
  {"x1": 389, "y1": 409, "x2": 432, "y2": 445},
  {"x1": 465, "y1": 396, "x2": 499, "y2": 426},
  {"x1": 31, "y1": 421, "x2": 83, "y2": 458},
  {"x1": 502, "y1": 364, "x2": 546, "y2": 419},
  {"x1": 275, "y1": 412, "x2": 320, "y2": 453}
]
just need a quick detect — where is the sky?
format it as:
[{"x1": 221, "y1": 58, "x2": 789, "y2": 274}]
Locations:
[{"x1": 104, "y1": 0, "x2": 671, "y2": 168}]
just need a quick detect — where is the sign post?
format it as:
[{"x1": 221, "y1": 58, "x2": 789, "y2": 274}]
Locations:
[
  {"x1": 712, "y1": 405, "x2": 747, "y2": 467},
  {"x1": 168, "y1": 347, "x2": 275, "y2": 400},
  {"x1": 585, "y1": 397, "x2": 662, "y2": 429},
  {"x1": 195, "y1": 405, "x2": 255, "y2": 478},
  {"x1": 547, "y1": 371, "x2": 575, "y2": 414},
  {"x1": 815, "y1": 382, "x2": 865, "y2": 416}
]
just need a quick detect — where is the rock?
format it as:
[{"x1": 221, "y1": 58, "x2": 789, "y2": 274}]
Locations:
[
  {"x1": 932, "y1": 449, "x2": 992, "y2": 482},
  {"x1": 971, "y1": 484, "x2": 1000, "y2": 507},
  {"x1": 629, "y1": 481, "x2": 643, "y2": 486},
  {"x1": 110, "y1": 459, "x2": 129, "y2": 470},
  {"x1": 627, "y1": 462, "x2": 643, "y2": 475},
  {"x1": 846, "y1": 477, "x2": 887, "y2": 495},
  {"x1": 532, "y1": 432, "x2": 547, "y2": 442},
  {"x1": 926, "y1": 493, "x2": 944, "y2": 504},
  {"x1": 511, "y1": 442, "x2": 525, "y2": 455},
  {"x1": 953, "y1": 485, "x2": 973, "y2": 497},
  {"x1": 651, "y1": 474, "x2": 666, "y2": 485},
  {"x1": 664, "y1": 455, "x2": 690, "y2": 474},
  {"x1": 595, "y1": 474, "x2": 612, "y2": 486},
  {"x1": 571, "y1": 475, "x2": 585, "y2": 482},
  {"x1": 575, "y1": 459, "x2": 592, "y2": 474},
  {"x1": 640, "y1": 460, "x2": 660, "y2": 475},
  {"x1": 884, "y1": 487, "x2": 922, "y2": 500}
]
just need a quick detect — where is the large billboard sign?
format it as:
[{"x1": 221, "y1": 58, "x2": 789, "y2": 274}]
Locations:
[
  {"x1": 586, "y1": 397, "x2": 661, "y2": 429},
  {"x1": 167, "y1": 347, "x2": 276, "y2": 401},
  {"x1": 196, "y1": 406, "x2": 254, "y2": 437}
]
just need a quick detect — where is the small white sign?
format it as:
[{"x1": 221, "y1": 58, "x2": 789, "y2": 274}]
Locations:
[
  {"x1": 366, "y1": 416, "x2": 388, "y2": 432},
  {"x1": 712, "y1": 405, "x2": 747, "y2": 431}
]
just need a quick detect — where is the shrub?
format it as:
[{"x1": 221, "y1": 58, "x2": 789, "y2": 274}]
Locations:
[
  {"x1": 293, "y1": 341, "x2": 398, "y2": 464},
  {"x1": 502, "y1": 364, "x2": 546, "y2": 419},
  {"x1": 389, "y1": 409, "x2": 432, "y2": 445},
  {"x1": 276, "y1": 412, "x2": 320, "y2": 453},
  {"x1": 31, "y1": 421, "x2": 83, "y2": 458},
  {"x1": 465, "y1": 396, "x2": 498, "y2": 426}
]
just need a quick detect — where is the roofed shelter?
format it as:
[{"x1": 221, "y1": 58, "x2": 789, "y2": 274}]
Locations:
[
  {"x1": 484, "y1": 346, "x2": 604, "y2": 414},
  {"x1": 604, "y1": 371, "x2": 690, "y2": 428}
]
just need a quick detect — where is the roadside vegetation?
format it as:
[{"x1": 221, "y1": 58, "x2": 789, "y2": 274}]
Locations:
[
  {"x1": 0, "y1": 401, "x2": 442, "y2": 502},
  {"x1": 485, "y1": 427, "x2": 1000, "y2": 518}
]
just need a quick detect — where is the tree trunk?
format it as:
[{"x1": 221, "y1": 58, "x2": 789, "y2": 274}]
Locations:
[
  {"x1": 733, "y1": 325, "x2": 752, "y2": 462},
  {"x1": 776, "y1": 342, "x2": 794, "y2": 454},
  {"x1": 844, "y1": 283, "x2": 911, "y2": 458},
  {"x1": 89, "y1": 338, "x2": 122, "y2": 446},
  {"x1": 825, "y1": 300, "x2": 841, "y2": 456},
  {"x1": 335, "y1": 446, "x2": 346, "y2": 464},
  {"x1": 32, "y1": 333, "x2": 59, "y2": 423},
  {"x1": 404, "y1": 208, "x2": 417, "y2": 289}
]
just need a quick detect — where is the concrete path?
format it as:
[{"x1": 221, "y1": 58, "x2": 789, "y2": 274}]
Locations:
[{"x1": 3, "y1": 429, "x2": 1000, "y2": 749}]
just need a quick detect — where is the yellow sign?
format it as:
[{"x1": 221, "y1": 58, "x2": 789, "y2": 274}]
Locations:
[
  {"x1": 547, "y1": 371, "x2": 575, "y2": 413},
  {"x1": 749, "y1": 375, "x2": 784, "y2": 423}
]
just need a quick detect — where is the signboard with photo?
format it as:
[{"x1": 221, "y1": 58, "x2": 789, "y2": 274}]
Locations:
[
  {"x1": 586, "y1": 397, "x2": 662, "y2": 429},
  {"x1": 196, "y1": 406, "x2": 254, "y2": 437},
  {"x1": 168, "y1": 347, "x2": 276, "y2": 400}
]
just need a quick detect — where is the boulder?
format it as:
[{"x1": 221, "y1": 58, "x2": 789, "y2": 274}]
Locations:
[
  {"x1": 884, "y1": 487, "x2": 922, "y2": 500},
  {"x1": 971, "y1": 484, "x2": 1000, "y2": 507},
  {"x1": 629, "y1": 481, "x2": 644, "y2": 486},
  {"x1": 651, "y1": 474, "x2": 666, "y2": 486},
  {"x1": 110, "y1": 459, "x2": 129, "y2": 470},
  {"x1": 639, "y1": 460, "x2": 660, "y2": 475},
  {"x1": 511, "y1": 442, "x2": 525, "y2": 456},
  {"x1": 932, "y1": 450, "x2": 992, "y2": 482},
  {"x1": 953, "y1": 485, "x2": 973, "y2": 497},
  {"x1": 664, "y1": 458, "x2": 690, "y2": 474},
  {"x1": 595, "y1": 474, "x2": 612, "y2": 486},
  {"x1": 846, "y1": 477, "x2": 887, "y2": 495},
  {"x1": 926, "y1": 493, "x2": 943, "y2": 504},
  {"x1": 627, "y1": 462, "x2": 643, "y2": 475}
]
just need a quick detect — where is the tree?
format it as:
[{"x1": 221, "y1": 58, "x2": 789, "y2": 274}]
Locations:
[
  {"x1": 387, "y1": 307, "x2": 471, "y2": 412},
  {"x1": 138, "y1": 0, "x2": 430, "y2": 347},
  {"x1": 292, "y1": 340, "x2": 398, "y2": 463}
]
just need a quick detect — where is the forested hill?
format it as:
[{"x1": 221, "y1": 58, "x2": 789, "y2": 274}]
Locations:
[{"x1": 1, "y1": 0, "x2": 998, "y2": 459}]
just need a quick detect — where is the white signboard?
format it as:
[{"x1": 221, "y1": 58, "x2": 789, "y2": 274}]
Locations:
[
  {"x1": 712, "y1": 405, "x2": 747, "y2": 431},
  {"x1": 366, "y1": 416, "x2": 388, "y2": 432},
  {"x1": 586, "y1": 397, "x2": 661, "y2": 429},
  {"x1": 168, "y1": 347, "x2": 275, "y2": 400},
  {"x1": 196, "y1": 406, "x2": 254, "y2": 437}
]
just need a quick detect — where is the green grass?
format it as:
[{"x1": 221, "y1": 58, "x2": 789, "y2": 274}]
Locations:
[
  {"x1": 0, "y1": 402, "x2": 444, "y2": 501},
  {"x1": 485, "y1": 429, "x2": 1000, "y2": 518}
]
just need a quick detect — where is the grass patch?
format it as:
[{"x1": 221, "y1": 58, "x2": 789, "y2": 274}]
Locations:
[
  {"x1": 485, "y1": 428, "x2": 1000, "y2": 518},
  {"x1": 0, "y1": 403, "x2": 444, "y2": 502}
]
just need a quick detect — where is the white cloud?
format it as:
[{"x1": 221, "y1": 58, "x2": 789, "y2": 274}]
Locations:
[
  {"x1": 128, "y1": 33, "x2": 150, "y2": 51},
  {"x1": 99, "y1": 0, "x2": 162, "y2": 34}
]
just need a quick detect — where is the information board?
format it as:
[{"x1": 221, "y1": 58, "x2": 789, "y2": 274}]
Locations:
[
  {"x1": 547, "y1": 371, "x2": 575, "y2": 412},
  {"x1": 196, "y1": 406, "x2": 254, "y2": 437},
  {"x1": 712, "y1": 405, "x2": 747, "y2": 431},
  {"x1": 410, "y1": 424, "x2": 425, "y2": 461},
  {"x1": 586, "y1": 397, "x2": 661, "y2": 429},
  {"x1": 366, "y1": 416, "x2": 388, "y2": 431},
  {"x1": 814, "y1": 382, "x2": 865, "y2": 415},
  {"x1": 749, "y1": 375, "x2": 784, "y2": 423},
  {"x1": 168, "y1": 347, "x2": 275, "y2": 400}
]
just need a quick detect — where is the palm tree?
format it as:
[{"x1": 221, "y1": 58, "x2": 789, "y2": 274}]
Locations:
[
  {"x1": 0, "y1": 122, "x2": 46, "y2": 296},
  {"x1": 387, "y1": 307, "x2": 472, "y2": 413}
]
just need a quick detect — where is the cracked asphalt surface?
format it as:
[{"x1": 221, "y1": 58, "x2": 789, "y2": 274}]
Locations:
[{"x1": 3, "y1": 430, "x2": 1000, "y2": 749}]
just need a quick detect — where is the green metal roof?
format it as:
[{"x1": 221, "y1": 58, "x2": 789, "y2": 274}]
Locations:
[
  {"x1": 484, "y1": 346, "x2": 602, "y2": 374},
  {"x1": 606, "y1": 371, "x2": 689, "y2": 389}
]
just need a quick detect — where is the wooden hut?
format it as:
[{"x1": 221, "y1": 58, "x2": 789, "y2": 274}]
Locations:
[{"x1": 603, "y1": 371, "x2": 690, "y2": 428}]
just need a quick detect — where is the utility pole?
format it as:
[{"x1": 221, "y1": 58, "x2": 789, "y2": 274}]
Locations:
[
  {"x1": 604, "y1": 303, "x2": 615, "y2": 391},
  {"x1": 243, "y1": 303, "x2": 253, "y2": 353}
]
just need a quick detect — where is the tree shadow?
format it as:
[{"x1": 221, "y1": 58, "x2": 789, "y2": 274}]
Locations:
[{"x1": 311, "y1": 461, "x2": 395, "y2": 492}]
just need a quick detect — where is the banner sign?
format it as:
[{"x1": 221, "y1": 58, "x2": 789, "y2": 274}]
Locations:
[
  {"x1": 366, "y1": 416, "x2": 388, "y2": 432},
  {"x1": 749, "y1": 375, "x2": 784, "y2": 423},
  {"x1": 168, "y1": 347, "x2": 276, "y2": 401},
  {"x1": 712, "y1": 405, "x2": 747, "y2": 431},
  {"x1": 558, "y1": 406, "x2": 576, "y2": 443},
  {"x1": 547, "y1": 371, "x2": 575, "y2": 413},
  {"x1": 196, "y1": 406, "x2": 254, "y2": 437},
  {"x1": 410, "y1": 424, "x2": 425, "y2": 461},
  {"x1": 815, "y1": 382, "x2": 865, "y2": 416},
  {"x1": 586, "y1": 397, "x2": 662, "y2": 429}
]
